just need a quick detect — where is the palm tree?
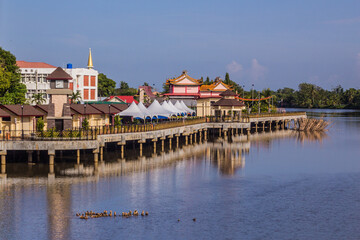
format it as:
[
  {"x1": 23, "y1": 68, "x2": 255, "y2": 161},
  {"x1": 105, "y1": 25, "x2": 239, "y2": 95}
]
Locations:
[
  {"x1": 70, "y1": 91, "x2": 82, "y2": 104},
  {"x1": 31, "y1": 93, "x2": 46, "y2": 105}
]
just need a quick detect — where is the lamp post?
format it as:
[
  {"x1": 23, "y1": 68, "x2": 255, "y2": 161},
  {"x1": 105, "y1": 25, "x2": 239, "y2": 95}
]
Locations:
[
  {"x1": 108, "y1": 104, "x2": 111, "y2": 126},
  {"x1": 21, "y1": 105, "x2": 24, "y2": 139},
  {"x1": 242, "y1": 85, "x2": 245, "y2": 100}
]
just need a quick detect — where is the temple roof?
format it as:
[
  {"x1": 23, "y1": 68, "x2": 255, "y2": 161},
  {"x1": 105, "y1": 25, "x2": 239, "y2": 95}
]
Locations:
[
  {"x1": 166, "y1": 71, "x2": 202, "y2": 86},
  {"x1": 47, "y1": 67, "x2": 73, "y2": 80},
  {"x1": 199, "y1": 80, "x2": 232, "y2": 92}
]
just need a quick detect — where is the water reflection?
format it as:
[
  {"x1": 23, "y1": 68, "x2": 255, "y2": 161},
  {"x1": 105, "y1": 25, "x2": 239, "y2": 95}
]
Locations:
[{"x1": 0, "y1": 130, "x2": 330, "y2": 185}]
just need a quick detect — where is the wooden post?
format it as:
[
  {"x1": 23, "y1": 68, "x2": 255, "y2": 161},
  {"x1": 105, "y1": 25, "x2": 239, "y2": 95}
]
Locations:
[{"x1": 77, "y1": 149, "x2": 80, "y2": 164}]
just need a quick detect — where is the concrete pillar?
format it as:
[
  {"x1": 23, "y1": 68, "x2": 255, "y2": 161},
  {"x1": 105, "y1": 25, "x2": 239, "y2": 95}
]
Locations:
[
  {"x1": 27, "y1": 150, "x2": 33, "y2": 164},
  {"x1": 204, "y1": 130, "x2": 207, "y2": 141},
  {"x1": 77, "y1": 149, "x2": 80, "y2": 164},
  {"x1": 199, "y1": 130, "x2": 202, "y2": 142},
  {"x1": 194, "y1": 132, "x2": 197, "y2": 143},
  {"x1": 219, "y1": 129, "x2": 222, "y2": 137},
  {"x1": 240, "y1": 127, "x2": 243, "y2": 135},
  {"x1": 152, "y1": 139, "x2": 157, "y2": 154},
  {"x1": 235, "y1": 128, "x2": 238, "y2": 135},
  {"x1": 224, "y1": 130, "x2": 227, "y2": 138},
  {"x1": 185, "y1": 135, "x2": 188, "y2": 145},
  {"x1": 282, "y1": 120, "x2": 285, "y2": 129},
  {"x1": 269, "y1": 121, "x2": 272, "y2": 131},
  {"x1": 176, "y1": 135, "x2": 180, "y2": 148},
  {"x1": 1, "y1": 151, "x2": 6, "y2": 176},
  {"x1": 255, "y1": 122, "x2": 258, "y2": 133},
  {"x1": 247, "y1": 128, "x2": 251, "y2": 136},
  {"x1": 190, "y1": 134, "x2": 193, "y2": 144},
  {"x1": 117, "y1": 142, "x2": 126, "y2": 159},
  {"x1": 168, "y1": 137, "x2": 172, "y2": 150},
  {"x1": 93, "y1": 149, "x2": 99, "y2": 163},
  {"x1": 121, "y1": 145, "x2": 124, "y2": 159},
  {"x1": 48, "y1": 150, "x2": 55, "y2": 165},
  {"x1": 139, "y1": 142, "x2": 143, "y2": 157},
  {"x1": 100, "y1": 147, "x2": 104, "y2": 162},
  {"x1": 262, "y1": 122, "x2": 265, "y2": 131},
  {"x1": 161, "y1": 138, "x2": 165, "y2": 152}
]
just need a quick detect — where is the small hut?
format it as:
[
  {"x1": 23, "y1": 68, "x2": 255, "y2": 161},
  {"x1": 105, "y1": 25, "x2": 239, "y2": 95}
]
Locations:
[{"x1": 211, "y1": 90, "x2": 245, "y2": 120}]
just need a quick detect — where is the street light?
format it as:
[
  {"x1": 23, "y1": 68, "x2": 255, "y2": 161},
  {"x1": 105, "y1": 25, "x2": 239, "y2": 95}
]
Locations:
[
  {"x1": 21, "y1": 105, "x2": 24, "y2": 139},
  {"x1": 108, "y1": 104, "x2": 111, "y2": 126}
]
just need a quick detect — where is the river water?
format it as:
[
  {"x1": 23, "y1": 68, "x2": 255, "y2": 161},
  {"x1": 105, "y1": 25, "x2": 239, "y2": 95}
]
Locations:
[{"x1": 0, "y1": 109, "x2": 360, "y2": 240}]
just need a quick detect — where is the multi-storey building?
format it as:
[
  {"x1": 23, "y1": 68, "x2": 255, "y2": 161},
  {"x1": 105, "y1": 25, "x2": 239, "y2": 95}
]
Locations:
[{"x1": 17, "y1": 49, "x2": 98, "y2": 104}]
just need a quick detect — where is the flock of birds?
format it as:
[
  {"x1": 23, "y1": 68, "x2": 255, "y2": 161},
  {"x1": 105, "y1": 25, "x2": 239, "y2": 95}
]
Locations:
[
  {"x1": 76, "y1": 210, "x2": 148, "y2": 220},
  {"x1": 76, "y1": 210, "x2": 197, "y2": 222}
]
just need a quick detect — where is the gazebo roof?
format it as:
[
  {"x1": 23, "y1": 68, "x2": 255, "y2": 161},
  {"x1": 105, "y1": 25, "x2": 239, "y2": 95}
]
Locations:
[
  {"x1": 219, "y1": 89, "x2": 238, "y2": 97},
  {"x1": 47, "y1": 67, "x2": 72, "y2": 80},
  {"x1": 212, "y1": 99, "x2": 245, "y2": 107}
]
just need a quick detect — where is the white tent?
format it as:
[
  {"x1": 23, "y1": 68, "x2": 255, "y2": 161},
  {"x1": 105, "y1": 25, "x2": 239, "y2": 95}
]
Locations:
[
  {"x1": 137, "y1": 102, "x2": 154, "y2": 119},
  {"x1": 180, "y1": 101, "x2": 195, "y2": 115},
  {"x1": 117, "y1": 102, "x2": 149, "y2": 119},
  {"x1": 168, "y1": 101, "x2": 186, "y2": 116},
  {"x1": 175, "y1": 101, "x2": 187, "y2": 112},
  {"x1": 161, "y1": 101, "x2": 178, "y2": 116},
  {"x1": 147, "y1": 99, "x2": 172, "y2": 119}
]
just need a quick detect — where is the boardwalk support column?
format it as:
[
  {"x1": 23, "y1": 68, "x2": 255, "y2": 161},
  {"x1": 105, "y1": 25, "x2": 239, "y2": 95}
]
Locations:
[
  {"x1": 204, "y1": 130, "x2": 207, "y2": 141},
  {"x1": 152, "y1": 138, "x2": 157, "y2": 154},
  {"x1": 185, "y1": 134, "x2": 188, "y2": 145},
  {"x1": 77, "y1": 149, "x2": 80, "y2": 164},
  {"x1": 48, "y1": 150, "x2": 55, "y2": 179},
  {"x1": 100, "y1": 146, "x2": 104, "y2": 162},
  {"x1": 138, "y1": 140, "x2": 145, "y2": 157},
  {"x1": 117, "y1": 141, "x2": 126, "y2": 159},
  {"x1": 27, "y1": 150, "x2": 33, "y2": 164},
  {"x1": 262, "y1": 122, "x2": 265, "y2": 131},
  {"x1": 160, "y1": 137, "x2": 165, "y2": 152},
  {"x1": 168, "y1": 135, "x2": 173, "y2": 150},
  {"x1": 93, "y1": 148, "x2": 99, "y2": 163},
  {"x1": 190, "y1": 134, "x2": 193, "y2": 144},
  {"x1": 175, "y1": 134, "x2": 180, "y2": 148},
  {"x1": 0, "y1": 150, "x2": 7, "y2": 177}
]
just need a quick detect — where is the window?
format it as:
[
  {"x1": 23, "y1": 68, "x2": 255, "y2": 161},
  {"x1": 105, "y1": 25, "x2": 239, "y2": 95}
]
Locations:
[
  {"x1": 90, "y1": 89, "x2": 95, "y2": 99},
  {"x1": 2, "y1": 117, "x2": 11, "y2": 122},
  {"x1": 84, "y1": 75, "x2": 89, "y2": 86},
  {"x1": 84, "y1": 89, "x2": 89, "y2": 100},
  {"x1": 56, "y1": 80, "x2": 64, "y2": 88},
  {"x1": 90, "y1": 76, "x2": 96, "y2": 86}
]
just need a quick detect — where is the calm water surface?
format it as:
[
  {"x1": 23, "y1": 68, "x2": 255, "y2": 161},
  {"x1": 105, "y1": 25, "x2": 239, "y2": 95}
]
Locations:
[{"x1": 1, "y1": 109, "x2": 360, "y2": 240}]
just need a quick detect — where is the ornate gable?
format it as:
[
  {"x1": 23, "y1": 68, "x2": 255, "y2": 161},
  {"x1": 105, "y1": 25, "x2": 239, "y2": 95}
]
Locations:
[{"x1": 167, "y1": 70, "x2": 202, "y2": 86}]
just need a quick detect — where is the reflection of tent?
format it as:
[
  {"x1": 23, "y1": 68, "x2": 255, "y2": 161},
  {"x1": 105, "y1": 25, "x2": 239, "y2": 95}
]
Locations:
[
  {"x1": 180, "y1": 101, "x2": 195, "y2": 115},
  {"x1": 161, "y1": 101, "x2": 178, "y2": 116},
  {"x1": 168, "y1": 101, "x2": 186, "y2": 116},
  {"x1": 116, "y1": 102, "x2": 149, "y2": 119},
  {"x1": 147, "y1": 99, "x2": 172, "y2": 119},
  {"x1": 137, "y1": 102, "x2": 154, "y2": 119}
]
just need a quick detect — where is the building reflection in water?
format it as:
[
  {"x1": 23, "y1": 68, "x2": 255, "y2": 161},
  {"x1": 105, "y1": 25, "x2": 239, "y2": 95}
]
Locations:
[
  {"x1": 46, "y1": 185, "x2": 71, "y2": 240},
  {"x1": 206, "y1": 139, "x2": 250, "y2": 175}
]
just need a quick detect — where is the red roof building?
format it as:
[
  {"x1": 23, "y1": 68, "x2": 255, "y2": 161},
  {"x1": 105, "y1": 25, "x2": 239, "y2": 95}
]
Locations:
[
  {"x1": 16, "y1": 61, "x2": 56, "y2": 68},
  {"x1": 105, "y1": 96, "x2": 138, "y2": 104}
]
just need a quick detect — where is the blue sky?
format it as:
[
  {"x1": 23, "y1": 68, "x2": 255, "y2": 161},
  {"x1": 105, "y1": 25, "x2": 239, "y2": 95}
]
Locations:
[{"x1": 1, "y1": 0, "x2": 360, "y2": 91}]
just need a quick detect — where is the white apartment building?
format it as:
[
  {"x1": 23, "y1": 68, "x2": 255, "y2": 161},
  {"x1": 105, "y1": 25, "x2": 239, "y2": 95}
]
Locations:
[
  {"x1": 17, "y1": 49, "x2": 98, "y2": 104},
  {"x1": 17, "y1": 62, "x2": 98, "y2": 104}
]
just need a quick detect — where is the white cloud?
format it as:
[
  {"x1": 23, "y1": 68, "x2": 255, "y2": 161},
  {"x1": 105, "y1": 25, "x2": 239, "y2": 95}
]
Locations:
[
  {"x1": 250, "y1": 59, "x2": 267, "y2": 82},
  {"x1": 226, "y1": 61, "x2": 243, "y2": 73}
]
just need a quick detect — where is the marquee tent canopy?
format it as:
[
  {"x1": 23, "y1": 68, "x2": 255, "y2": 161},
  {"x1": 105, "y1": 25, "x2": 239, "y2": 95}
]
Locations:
[
  {"x1": 116, "y1": 102, "x2": 150, "y2": 119},
  {"x1": 147, "y1": 99, "x2": 173, "y2": 119}
]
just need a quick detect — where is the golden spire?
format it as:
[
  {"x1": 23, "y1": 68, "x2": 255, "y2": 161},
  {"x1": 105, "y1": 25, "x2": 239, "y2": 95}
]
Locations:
[{"x1": 87, "y1": 48, "x2": 93, "y2": 69}]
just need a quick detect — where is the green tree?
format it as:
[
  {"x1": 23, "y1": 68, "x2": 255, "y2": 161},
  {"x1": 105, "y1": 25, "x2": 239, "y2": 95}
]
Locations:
[
  {"x1": 162, "y1": 82, "x2": 169, "y2": 93},
  {"x1": 69, "y1": 91, "x2": 82, "y2": 104},
  {"x1": 82, "y1": 118, "x2": 89, "y2": 130},
  {"x1": 31, "y1": 93, "x2": 46, "y2": 105},
  {"x1": 98, "y1": 73, "x2": 116, "y2": 97},
  {"x1": 114, "y1": 115, "x2": 122, "y2": 127},
  {"x1": 143, "y1": 82, "x2": 149, "y2": 86},
  {"x1": 36, "y1": 118, "x2": 45, "y2": 132},
  {"x1": 224, "y1": 72, "x2": 231, "y2": 85},
  {"x1": 0, "y1": 47, "x2": 27, "y2": 104}
]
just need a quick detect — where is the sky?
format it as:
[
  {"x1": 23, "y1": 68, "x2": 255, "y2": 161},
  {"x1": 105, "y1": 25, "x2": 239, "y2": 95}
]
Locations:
[{"x1": 1, "y1": 0, "x2": 360, "y2": 91}]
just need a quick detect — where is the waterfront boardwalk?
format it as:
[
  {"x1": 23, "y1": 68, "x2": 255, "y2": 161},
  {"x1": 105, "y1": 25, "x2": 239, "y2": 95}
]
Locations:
[{"x1": 0, "y1": 112, "x2": 306, "y2": 178}]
